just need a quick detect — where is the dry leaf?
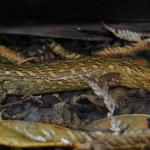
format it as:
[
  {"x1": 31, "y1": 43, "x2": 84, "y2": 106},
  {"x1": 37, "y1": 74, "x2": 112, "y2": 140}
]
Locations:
[
  {"x1": 92, "y1": 130, "x2": 150, "y2": 150},
  {"x1": 102, "y1": 22, "x2": 143, "y2": 41},
  {"x1": 49, "y1": 41, "x2": 81, "y2": 59},
  {"x1": 90, "y1": 114, "x2": 150, "y2": 132},
  {"x1": 0, "y1": 45, "x2": 34, "y2": 64},
  {"x1": 0, "y1": 118, "x2": 149, "y2": 149},
  {"x1": 81, "y1": 77, "x2": 116, "y2": 116},
  {"x1": 89, "y1": 114, "x2": 150, "y2": 149},
  {"x1": 93, "y1": 40, "x2": 150, "y2": 57},
  {"x1": 0, "y1": 120, "x2": 99, "y2": 148},
  {"x1": 0, "y1": 45, "x2": 25, "y2": 64}
]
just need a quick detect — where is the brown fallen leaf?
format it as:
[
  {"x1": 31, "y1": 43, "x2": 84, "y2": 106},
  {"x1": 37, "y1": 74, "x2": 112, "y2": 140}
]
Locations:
[
  {"x1": 90, "y1": 114, "x2": 150, "y2": 132},
  {"x1": 0, "y1": 118, "x2": 150, "y2": 149},
  {"x1": 0, "y1": 45, "x2": 34, "y2": 64},
  {"x1": 87, "y1": 114, "x2": 150, "y2": 150},
  {"x1": 0, "y1": 120, "x2": 97, "y2": 148}
]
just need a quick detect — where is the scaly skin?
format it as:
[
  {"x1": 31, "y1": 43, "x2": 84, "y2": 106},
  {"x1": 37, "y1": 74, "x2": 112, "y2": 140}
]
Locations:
[{"x1": 0, "y1": 57, "x2": 150, "y2": 95}]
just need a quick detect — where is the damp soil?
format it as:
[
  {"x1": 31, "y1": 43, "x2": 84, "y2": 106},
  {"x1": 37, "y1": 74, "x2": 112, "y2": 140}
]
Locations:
[{"x1": 0, "y1": 34, "x2": 150, "y2": 150}]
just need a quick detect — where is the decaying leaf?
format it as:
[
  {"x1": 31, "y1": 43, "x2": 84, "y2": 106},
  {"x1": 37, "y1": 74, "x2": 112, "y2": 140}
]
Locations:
[
  {"x1": 90, "y1": 114, "x2": 150, "y2": 132},
  {"x1": 49, "y1": 41, "x2": 81, "y2": 59},
  {"x1": 0, "y1": 115, "x2": 149, "y2": 149},
  {"x1": 93, "y1": 40, "x2": 150, "y2": 57},
  {"x1": 102, "y1": 22, "x2": 143, "y2": 41},
  {"x1": 23, "y1": 45, "x2": 56, "y2": 63},
  {"x1": 89, "y1": 114, "x2": 150, "y2": 150},
  {"x1": 0, "y1": 120, "x2": 104, "y2": 148},
  {"x1": 0, "y1": 45, "x2": 25, "y2": 64},
  {"x1": 0, "y1": 45, "x2": 34, "y2": 64}
]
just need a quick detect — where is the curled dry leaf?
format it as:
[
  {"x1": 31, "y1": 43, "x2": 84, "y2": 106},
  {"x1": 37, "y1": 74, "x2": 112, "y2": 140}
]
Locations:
[
  {"x1": 90, "y1": 114, "x2": 150, "y2": 132},
  {"x1": 49, "y1": 41, "x2": 81, "y2": 59},
  {"x1": 93, "y1": 40, "x2": 150, "y2": 57},
  {"x1": 102, "y1": 22, "x2": 143, "y2": 41}
]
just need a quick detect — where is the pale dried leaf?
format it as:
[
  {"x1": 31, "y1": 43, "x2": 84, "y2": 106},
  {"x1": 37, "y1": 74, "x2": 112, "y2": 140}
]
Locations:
[
  {"x1": 93, "y1": 40, "x2": 150, "y2": 57},
  {"x1": 110, "y1": 117, "x2": 122, "y2": 135},
  {"x1": 82, "y1": 78, "x2": 116, "y2": 116},
  {"x1": 102, "y1": 22, "x2": 143, "y2": 41}
]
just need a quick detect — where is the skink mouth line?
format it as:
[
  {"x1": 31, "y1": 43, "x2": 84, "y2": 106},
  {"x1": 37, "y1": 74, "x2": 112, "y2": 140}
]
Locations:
[
  {"x1": 0, "y1": 74, "x2": 78, "y2": 80},
  {"x1": 0, "y1": 74, "x2": 51, "y2": 80}
]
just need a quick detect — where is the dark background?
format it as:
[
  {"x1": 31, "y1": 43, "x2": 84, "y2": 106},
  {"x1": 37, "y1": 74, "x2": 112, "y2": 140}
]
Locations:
[{"x1": 0, "y1": 0, "x2": 149, "y2": 24}]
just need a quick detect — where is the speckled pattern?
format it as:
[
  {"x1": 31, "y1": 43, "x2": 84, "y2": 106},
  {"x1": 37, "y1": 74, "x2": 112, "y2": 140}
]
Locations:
[{"x1": 0, "y1": 57, "x2": 150, "y2": 95}]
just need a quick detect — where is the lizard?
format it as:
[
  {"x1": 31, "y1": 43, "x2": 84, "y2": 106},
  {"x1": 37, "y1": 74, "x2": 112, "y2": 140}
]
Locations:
[{"x1": 0, "y1": 56, "x2": 150, "y2": 97}]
